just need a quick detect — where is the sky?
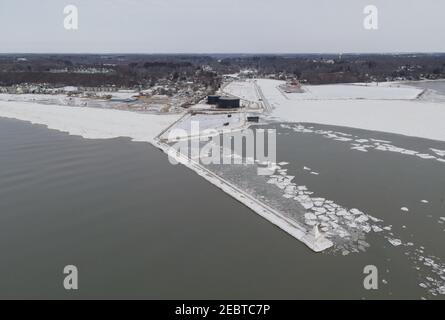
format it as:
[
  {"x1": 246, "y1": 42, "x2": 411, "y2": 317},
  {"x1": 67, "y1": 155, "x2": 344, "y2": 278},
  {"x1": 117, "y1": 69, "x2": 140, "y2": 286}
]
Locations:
[{"x1": 0, "y1": 0, "x2": 444, "y2": 53}]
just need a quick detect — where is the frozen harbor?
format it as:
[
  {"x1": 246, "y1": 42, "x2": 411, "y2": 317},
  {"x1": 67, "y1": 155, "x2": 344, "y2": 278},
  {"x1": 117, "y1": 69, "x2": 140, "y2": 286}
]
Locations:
[
  {"x1": 1, "y1": 77, "x2": 445, "y2": 298},
  {"x1": 192, "y1": 122, "x2": 445, "y2": 297},
  {"x1": 1, "y1": 117, "x2": 444, "y2": 299}
]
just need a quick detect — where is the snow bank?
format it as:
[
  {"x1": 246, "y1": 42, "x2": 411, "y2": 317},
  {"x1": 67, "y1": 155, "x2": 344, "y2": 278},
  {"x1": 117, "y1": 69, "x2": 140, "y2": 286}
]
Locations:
[
  {"x1": 0, "y1": 101, "x2": 180, "y2": 142},
  {"x1": 257, "y1": 79, "x2": 445, "y2": 142}
]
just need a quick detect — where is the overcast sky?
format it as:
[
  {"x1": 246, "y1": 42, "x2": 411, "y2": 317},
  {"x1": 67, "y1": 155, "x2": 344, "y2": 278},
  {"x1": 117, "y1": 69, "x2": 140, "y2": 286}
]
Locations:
[{"x1": 0, "y1": 0, "x2": 444, "y2": 53}]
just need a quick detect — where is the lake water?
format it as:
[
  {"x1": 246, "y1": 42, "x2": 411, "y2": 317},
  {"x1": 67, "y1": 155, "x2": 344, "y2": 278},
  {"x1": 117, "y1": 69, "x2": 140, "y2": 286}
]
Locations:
[
  {"x1": 407, "y1": 80, "x2": 445, "y2": 95},
  {"x1": 1, "y1": 117, "x2": 444, "y2": 299}
]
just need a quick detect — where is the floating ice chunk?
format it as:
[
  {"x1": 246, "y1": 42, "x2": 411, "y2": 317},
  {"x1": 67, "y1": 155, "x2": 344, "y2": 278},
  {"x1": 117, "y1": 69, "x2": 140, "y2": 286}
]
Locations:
[
  {"x1": 372, "y1": 226, "x2": 383, "y2": 232},
  {"x1": 305, "y1": 220, "x2": 317, "y2": 226},
  {"x1": 375, "y1": 146, "x2": 388, "y2": 152},
  {"x1": 305, "y1": 213, "x2": 317, "y2": 220},
  {"x1": 368, "y1": 215, "x2": 383, "y2": 223},
  {"x1": 338, "y1": 230, "x2": 350, "y2": 238},
  {"x1": 421, "y1": 200, "x2": 429, "y2": 204},
  {"x1": 355, "y1": 215, "x2": 369, "y2": 223},
  {"x1": 401, "y1": 207, "x2": 410, "y2": 212},
  {"x1": 302, "y1": 202, "x2": 314, "y2": 210},
  {"x1": 401, "y1": 150, "x2": 418, "y2": 155},
  {"x1": 350, "y1": 208, "x2": 363, "y2": 215},
  {"x1": 329, "y1": 222, "x2": 339, "y2": 229},
  {"x1": 296, "y1": 195, "x2": 310, "y2": 202},
  {"x1": 388, "y1": 238, "x2": 403, "y2": 247},
  {"x1": 310, "y1": 172, "x2": 320, "y2": 175},
  {"x1": 371, "y1": 139, "x2": 392, "y2": 143},
  {"x1": 440, "y1": 217, "x2": 445, "y2": 222},
  {"x1": 283, "y1": 194, "x2": 294, "y2": 199},
  {"x1": 303, "y1": 166, "x2": 311, "y2": 171},
  {"x1": 416, "y1": 153, "x2": 436, "y2": 160},
  {"x1": 336, "y1": 210, "x2": 348, "y2": 216},
  {"x1": 278, "y1": 162, "x2": 289, "y2": 166},
  {"x1": 313, "y1": 207, "x2": 327, "y2": 214},
  {"x1": 430, "y1": 148, "x2": 445, "y2": 157},
  {"x1": 351, "y1": 146, "x2": 368, "y2": 152},
  {"x1": 362, "y1": 225, "x2": 372, "y2": 233}
]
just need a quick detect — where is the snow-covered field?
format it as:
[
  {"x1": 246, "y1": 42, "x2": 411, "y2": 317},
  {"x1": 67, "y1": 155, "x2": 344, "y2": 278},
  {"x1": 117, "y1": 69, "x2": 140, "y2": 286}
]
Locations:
[
  {"x1": 254, "y1": 79, "x2": 445, "y2": 142},
  {"x1": 223, "y1": 81, "x2": 260, "y2": 102},
  {"x1": 0, "y1": 101, "x2": 180, "y2": 142},
  {"x1": 286, "y1": 83, "x2": 422, "y2": 100},
  {"x1": 0, "y1": 90, "x2": 137, "y2": 104}
]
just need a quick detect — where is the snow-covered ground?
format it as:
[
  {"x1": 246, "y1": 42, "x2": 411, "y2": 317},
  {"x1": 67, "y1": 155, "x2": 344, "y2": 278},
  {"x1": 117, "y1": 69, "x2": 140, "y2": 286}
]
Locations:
[
  {"x1": 160, "y1": 112, "x2": 247, "y2": 141},
  {"x1": 254, "y1": 79, "x2": 445, "y2": 142},
  {"x1": 286, "y1": 83, "x2": 422, "y2": 100},
  {"x1": 0, "y1": 90, "x2": 137, "y2": 104},
  {"x1": 0, "y1": 101, "x2": 180, "y2": 142},
  {"x1": 223, "y1": 80, "x2": 260, "y2": 102}
]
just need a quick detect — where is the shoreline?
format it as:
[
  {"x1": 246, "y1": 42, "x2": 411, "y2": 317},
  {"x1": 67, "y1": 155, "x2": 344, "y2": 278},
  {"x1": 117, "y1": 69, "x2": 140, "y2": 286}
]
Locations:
[
  {"x1": 0, "y1": 99, "x2": 333, "y2": 252},
  {"x1": 2, "y1": 77, "x2": 444, "y2": 251}
]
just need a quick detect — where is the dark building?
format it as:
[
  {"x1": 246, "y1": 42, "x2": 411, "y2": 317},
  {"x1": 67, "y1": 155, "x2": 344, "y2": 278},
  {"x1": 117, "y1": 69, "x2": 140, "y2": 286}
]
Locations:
[
  {"x1": 207, "y1": 95, "x2": 220, "y2": 105},
  {"x1": 217, "y1": 96, "x2": 240, "y2": 109},
  {"x1": 247, "y1": 116, "x2": 260, "y2": 123}
]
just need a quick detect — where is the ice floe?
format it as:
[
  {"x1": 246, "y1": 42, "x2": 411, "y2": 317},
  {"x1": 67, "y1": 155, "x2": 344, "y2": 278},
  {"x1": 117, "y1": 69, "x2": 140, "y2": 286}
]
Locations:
[
  {"x1": 388, "y1": 238, "x2": 403, "y2": 247},
  {"x1": 280, "y1": 123, "x2": 445, "y2": 165},
  {"x1": 262, "y1": 159, "x2": 445, "y2": 296},
  {"x1": 262, "y1": 161, "x2": 392, "y2": 255}
]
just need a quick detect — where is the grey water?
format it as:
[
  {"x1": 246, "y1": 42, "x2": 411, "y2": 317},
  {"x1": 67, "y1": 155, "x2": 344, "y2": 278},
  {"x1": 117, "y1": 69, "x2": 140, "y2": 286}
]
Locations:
[
  {"x1": 407, "y1": 79, "x2": 445, "y2": 95},
  {"x1": 1, "y1": 117, "x2": 444, "y2": 299}
]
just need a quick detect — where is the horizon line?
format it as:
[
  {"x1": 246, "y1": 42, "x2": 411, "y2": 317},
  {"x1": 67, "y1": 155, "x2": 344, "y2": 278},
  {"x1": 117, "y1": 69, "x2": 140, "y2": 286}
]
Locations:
[{"x1": 1, "y1": 52, "x2": 445, "y2": 56}]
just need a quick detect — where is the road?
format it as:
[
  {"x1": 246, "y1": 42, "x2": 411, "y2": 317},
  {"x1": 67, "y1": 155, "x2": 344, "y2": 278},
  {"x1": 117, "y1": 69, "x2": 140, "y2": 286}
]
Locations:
[{"x1": 254, "y1": 80, "x2": 273, "y2": 114}]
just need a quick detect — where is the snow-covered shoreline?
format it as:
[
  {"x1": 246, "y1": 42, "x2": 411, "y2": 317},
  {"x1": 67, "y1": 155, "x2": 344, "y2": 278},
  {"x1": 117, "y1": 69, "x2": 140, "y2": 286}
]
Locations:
[
  {"x1": 2, "y1": 78, "x2": 445, "y2": 253},
  {"x1": 0, "y1": 100, "x2": 180, "y2": 142},
  {"x1": 0, "y1": 99, "x2": 333, "y2": 252},
  {"x1": 251, "y1": 79, "x2": 445, "y2": 142}
]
